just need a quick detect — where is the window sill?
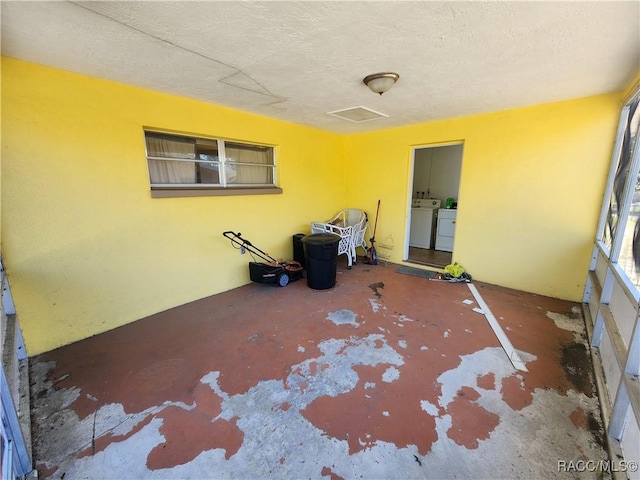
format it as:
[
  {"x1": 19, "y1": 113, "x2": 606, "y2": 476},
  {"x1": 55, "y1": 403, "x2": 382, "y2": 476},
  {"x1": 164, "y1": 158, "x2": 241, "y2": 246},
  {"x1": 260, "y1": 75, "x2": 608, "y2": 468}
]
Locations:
[{"x1": 150, "y1": 186, "x2": 283, "y2": 198}]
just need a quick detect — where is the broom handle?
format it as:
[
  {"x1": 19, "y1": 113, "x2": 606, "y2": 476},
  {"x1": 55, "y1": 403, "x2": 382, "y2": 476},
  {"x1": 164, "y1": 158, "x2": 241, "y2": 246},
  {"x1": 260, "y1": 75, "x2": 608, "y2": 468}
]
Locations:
[{"x1": 371, "y1": 200, "x2": 380, "y2": 242}]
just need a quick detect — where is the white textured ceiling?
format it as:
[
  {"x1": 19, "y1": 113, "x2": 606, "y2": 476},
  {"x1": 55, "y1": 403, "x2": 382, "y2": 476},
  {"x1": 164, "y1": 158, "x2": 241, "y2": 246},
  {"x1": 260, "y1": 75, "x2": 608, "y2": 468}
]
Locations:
[{"x1": 2, "y1": 1, "x2": 639, "y2": 134}]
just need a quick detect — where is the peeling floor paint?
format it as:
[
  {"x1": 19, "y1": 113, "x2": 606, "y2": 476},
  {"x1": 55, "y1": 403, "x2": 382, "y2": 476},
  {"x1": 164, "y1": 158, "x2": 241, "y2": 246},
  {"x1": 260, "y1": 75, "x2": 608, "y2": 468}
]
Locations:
[
  {"x1": 30, "y1": 261, "x2": 610, "y2": 479},
  {"x1": 327, "y1": 309, "x2": 359, "y2": 327},
  {"x1": 547, "y1": 307, "x2": 587, "y2": 344}
]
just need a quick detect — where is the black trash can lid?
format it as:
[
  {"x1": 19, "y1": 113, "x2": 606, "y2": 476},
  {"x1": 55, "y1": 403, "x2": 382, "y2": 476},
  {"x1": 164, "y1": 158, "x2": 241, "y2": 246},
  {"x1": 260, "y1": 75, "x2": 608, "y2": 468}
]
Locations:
[{"x1": 302, "y1": 233, "x2": 341, "y2": 244}]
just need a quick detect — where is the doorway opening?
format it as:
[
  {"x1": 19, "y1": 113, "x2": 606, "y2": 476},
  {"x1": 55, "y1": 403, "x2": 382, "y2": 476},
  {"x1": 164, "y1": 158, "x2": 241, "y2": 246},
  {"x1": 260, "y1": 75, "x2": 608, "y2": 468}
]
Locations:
[{"x1": 406, "y1": 142, "x2": 463, "y2": 268}]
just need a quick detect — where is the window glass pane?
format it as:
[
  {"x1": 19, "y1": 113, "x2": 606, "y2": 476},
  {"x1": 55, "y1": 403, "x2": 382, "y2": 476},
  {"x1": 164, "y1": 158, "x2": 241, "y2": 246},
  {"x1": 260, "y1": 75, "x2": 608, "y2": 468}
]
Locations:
[
  {"x1": 603, "y1": 197, "x2": 619, "y2": 251},
  {"x1": 226, "y1": 164, "x2": 274, "y2": 185},
  {"x1": 148, "y1": 159, "x2": 197, "y2": 184},
  {"x1": 146, "y1": 132, "x2": 195, "y2": 159},
  {"x1": 149, "y1": 159, "x2": 222, "y2": 185},
  {"x1": 618, "y1": 103, "x2": 640, "y2": 287},
  {"x1": 602, "y1": 99, "x2": 640, "y2": 250},
  {"x1": 197, "y1": 161, "x2": 220, "y2": 184},
  {"x1": 225, "y1": 142, "x2": 273, "y2": 165},
  {"x1": 196, "y1": 138, "x2": 219, "y2": 159},
  {"x1": 619, "y1": 170, "x2": 640, "y2": 289}
]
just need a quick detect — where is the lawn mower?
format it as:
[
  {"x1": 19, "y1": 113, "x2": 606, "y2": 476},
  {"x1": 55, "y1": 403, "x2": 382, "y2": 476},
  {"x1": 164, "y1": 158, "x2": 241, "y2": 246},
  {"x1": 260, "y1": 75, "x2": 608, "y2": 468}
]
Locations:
[{"x1": 223, "y1": 231, "x2": 304, "y2": 287}]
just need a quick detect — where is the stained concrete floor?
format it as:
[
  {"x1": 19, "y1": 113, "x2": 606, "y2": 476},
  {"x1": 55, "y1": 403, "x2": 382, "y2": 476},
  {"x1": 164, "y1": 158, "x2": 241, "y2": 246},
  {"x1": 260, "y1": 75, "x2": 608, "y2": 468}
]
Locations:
[{"x1": 30, "y1": 259, "x2": 609, "y2": 479}]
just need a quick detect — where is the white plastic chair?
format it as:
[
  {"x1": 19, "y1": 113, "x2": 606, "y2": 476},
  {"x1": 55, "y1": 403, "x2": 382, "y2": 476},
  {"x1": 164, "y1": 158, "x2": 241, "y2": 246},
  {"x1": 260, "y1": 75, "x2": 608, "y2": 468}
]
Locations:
[{"x1": 311, "y1": 209, "x2": 369, "y2": 268}]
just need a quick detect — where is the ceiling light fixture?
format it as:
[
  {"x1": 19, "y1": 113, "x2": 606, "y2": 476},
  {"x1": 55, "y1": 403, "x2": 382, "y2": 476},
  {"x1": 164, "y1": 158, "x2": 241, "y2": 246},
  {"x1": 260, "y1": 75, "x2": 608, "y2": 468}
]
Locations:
[{"x1": 363, "y1": 72, "x2": 399, "y2": 95}]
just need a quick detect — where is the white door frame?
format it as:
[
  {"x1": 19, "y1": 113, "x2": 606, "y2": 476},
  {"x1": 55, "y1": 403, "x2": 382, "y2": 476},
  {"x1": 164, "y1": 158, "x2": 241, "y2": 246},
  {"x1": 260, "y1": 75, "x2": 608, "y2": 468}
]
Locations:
[{"x1": 405, "y1": 141, "x2": 464, "y2": 262}]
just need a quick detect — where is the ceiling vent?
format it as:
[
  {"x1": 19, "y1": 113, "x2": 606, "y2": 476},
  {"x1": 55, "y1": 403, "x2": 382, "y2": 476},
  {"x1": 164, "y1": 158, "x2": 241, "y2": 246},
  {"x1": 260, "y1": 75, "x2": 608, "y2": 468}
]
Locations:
[{"x1": 326, "y1": 106, "x2": 389, "y2": 123}]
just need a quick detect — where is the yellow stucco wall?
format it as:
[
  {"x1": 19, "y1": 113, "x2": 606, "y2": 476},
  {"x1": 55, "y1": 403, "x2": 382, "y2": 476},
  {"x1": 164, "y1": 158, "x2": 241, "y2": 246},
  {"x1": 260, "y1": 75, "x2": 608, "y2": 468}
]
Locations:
[
  {"x1": 345, "y1": 95, "x2": 620, "y2": 301},
  {"x1": 1, "y1": 57, "x2": 625, "y2": 355},
  {"x1": 1, "y1": 58, "x2": 346, "y2": 355}
]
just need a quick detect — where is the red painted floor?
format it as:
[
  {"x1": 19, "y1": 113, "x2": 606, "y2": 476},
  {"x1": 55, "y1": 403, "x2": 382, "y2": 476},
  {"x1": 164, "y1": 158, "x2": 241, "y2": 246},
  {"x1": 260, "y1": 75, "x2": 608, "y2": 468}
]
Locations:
[{"x1": 30, "y1": 260, "x2": 609, "y2": 479}]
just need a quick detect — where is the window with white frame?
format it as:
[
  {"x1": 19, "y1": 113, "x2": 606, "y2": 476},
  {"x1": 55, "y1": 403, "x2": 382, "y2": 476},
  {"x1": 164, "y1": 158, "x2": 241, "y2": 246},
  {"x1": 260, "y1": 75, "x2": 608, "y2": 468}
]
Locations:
[
  {"x1": 144, "y1": 131, "x2": 279, "y2": 196},
  {"x1": 600, "y1": 92, "x2": 640, "y2": 290},
  {"x1": 587, "y1": 84, "x2": 640, "y2": 472}
]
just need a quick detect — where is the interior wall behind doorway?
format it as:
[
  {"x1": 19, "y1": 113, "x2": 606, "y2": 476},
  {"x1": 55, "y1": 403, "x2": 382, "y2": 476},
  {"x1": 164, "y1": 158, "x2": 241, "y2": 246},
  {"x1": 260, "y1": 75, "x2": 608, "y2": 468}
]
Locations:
[{"x1": 413, "y1": 144, "x2": 463, "y2": 201}]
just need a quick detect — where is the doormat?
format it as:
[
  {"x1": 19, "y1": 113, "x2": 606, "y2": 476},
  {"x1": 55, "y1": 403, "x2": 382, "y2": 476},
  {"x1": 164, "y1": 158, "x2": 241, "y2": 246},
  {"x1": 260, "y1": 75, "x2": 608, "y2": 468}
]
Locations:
[{"x1": 395, "y1": 266, "x2": 438, "y2": 279}]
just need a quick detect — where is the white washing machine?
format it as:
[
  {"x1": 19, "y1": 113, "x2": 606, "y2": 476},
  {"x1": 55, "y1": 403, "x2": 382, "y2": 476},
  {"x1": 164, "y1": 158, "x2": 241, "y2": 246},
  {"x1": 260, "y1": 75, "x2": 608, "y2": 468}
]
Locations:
[{"x1": 409, "y1": 199, "x2": 441, "y2": 248}]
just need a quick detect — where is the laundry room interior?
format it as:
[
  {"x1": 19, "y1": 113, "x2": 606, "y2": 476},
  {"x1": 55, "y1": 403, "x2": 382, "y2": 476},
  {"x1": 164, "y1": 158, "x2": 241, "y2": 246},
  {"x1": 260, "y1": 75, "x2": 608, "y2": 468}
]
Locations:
[{"x1": 408, "y1": 143, "x2": 463, "y2": 267}]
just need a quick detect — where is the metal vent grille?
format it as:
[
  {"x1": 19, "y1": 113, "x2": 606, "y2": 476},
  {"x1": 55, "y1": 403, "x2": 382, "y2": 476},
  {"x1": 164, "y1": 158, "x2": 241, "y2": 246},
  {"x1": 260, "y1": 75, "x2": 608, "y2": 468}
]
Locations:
[{"x1": 326, "y1": 106, "x2": 389, "y2": 123}]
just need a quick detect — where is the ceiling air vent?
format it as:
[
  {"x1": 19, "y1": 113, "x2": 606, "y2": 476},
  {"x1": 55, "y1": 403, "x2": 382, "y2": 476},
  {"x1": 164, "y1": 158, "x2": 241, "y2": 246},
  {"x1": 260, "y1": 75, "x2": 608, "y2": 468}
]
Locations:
[{"x1": 326, "y1": 106, "x2": 389, "y2": 123}]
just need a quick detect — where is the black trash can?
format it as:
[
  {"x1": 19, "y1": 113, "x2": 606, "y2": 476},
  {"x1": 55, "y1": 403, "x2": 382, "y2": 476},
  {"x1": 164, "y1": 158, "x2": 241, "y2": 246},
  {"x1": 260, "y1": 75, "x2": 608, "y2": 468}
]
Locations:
[
  {"x1": 292, "y1": 233, "x2": 306, "y2": 269},
  {"x1": 301, "y1": 233, "x2": 340, "y2": 289}
]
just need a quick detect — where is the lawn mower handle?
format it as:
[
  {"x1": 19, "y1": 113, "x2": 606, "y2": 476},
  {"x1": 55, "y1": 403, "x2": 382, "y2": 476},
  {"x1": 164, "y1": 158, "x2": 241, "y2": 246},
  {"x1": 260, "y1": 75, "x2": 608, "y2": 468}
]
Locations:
[{"x1": 223, "y1": 231, "x2": 253, "y2": 247}]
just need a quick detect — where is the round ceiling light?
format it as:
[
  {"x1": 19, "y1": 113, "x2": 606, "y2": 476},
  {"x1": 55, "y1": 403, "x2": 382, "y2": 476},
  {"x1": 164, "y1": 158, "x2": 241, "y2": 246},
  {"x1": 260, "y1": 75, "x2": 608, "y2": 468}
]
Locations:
[{"x1": 363, "y1": 72, "x2": 400, "y2": 95}]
